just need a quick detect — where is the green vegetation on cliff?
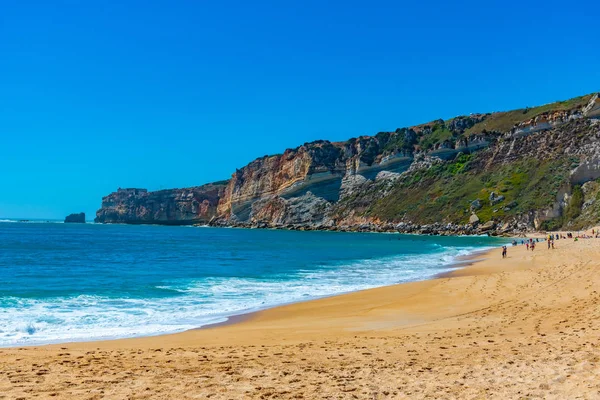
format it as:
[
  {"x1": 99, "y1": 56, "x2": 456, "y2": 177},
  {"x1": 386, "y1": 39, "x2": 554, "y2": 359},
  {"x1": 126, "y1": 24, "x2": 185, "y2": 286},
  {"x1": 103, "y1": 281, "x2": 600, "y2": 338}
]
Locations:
[
  {"x1": 564, "y1": 185, "x2": 584, "y2": 221},
  {"x1": 330, "y1": 98, "x2": 600, "y2": 231},
  {"x1": 541, "y1": 180, "x2": 600, "y2": 231},
  {"x1": 568, "y1": 180, "x2": 600, "y2": 230},
  {"x1": 420, "y1": 124, "x2": 455, "y2": 151},
  {"x1": 97, "y1": 90, "x2": 599, "y2": 231},
  {"x1": 366, "y1": 155, "x2": 571, "y2": 225},
  {"x1": 465, "y1": 94, "x2": 594, "y2": 135}
]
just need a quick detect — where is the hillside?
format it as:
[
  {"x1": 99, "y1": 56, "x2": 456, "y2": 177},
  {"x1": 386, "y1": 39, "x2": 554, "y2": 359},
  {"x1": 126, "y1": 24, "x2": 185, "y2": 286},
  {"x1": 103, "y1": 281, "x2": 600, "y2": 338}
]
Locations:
[{"x1": 96, "y1": 92, "x2": 600, "y2": 234}]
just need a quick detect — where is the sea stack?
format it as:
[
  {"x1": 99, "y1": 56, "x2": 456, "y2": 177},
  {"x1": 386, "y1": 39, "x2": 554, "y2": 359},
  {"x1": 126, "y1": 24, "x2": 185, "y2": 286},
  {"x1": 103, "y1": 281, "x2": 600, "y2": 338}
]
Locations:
[{"x1": 64, "y1": 212, "x2": 86, "y2": 223}]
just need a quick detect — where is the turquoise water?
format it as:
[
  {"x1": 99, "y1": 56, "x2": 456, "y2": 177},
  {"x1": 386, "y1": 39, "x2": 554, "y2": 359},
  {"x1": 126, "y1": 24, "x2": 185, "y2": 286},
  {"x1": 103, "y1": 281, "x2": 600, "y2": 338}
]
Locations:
[{"x1": 0, "y1": 221, "x2": 507, "y2": 346}]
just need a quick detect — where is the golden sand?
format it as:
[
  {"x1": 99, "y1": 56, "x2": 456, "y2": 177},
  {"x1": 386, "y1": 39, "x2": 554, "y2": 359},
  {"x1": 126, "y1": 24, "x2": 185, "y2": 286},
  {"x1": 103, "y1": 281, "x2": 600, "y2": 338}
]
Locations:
[{"x1": 2, "y1": 233, "x2": 600, "y2": 399}]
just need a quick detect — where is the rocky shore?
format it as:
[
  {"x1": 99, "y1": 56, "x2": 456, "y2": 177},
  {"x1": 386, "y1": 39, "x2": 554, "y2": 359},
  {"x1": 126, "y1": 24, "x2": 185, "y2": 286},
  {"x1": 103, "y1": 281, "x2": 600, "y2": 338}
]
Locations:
[{"x1": 207, "y1": 218, "x2": 524, "y2": 237}]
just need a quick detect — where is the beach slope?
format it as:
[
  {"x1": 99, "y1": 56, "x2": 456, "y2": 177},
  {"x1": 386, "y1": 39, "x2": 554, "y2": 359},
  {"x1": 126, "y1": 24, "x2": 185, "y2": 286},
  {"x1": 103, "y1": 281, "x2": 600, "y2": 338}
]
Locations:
[{"x1": 2, "y1": 238, "x2": 600, "y2": 399}]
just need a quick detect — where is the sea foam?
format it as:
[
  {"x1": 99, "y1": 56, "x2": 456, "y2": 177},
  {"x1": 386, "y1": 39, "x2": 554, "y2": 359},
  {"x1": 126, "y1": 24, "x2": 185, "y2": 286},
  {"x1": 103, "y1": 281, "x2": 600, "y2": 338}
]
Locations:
[
  {"x1": 0, "y1": 245, "x2": 489, "y2": 347},
  {"x1": 0, "y1": 223, "x2": 506, "y2": 347}
]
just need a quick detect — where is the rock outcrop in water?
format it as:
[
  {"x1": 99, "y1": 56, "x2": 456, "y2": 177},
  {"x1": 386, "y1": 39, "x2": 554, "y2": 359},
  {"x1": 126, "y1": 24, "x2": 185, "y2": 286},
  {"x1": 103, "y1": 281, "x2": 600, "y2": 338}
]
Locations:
[
  {"x1": 96, "y1": 92, "x2": 600, "y2": 233},
  {"x1": 64, "y1": 213, "x2": 86, "y2": 223}
]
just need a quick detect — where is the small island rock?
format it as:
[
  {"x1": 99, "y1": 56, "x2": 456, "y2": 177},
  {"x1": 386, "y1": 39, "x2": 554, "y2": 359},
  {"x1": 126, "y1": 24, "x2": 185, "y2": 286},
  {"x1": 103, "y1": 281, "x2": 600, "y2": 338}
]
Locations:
[{"x1": 64, "y1": 212, "x2": 86, "y2": 223}]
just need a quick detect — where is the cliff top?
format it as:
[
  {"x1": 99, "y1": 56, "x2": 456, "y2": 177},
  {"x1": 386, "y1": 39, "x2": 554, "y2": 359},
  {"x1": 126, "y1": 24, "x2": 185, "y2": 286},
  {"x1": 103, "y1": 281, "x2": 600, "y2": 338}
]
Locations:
[{"x1": 273, "y1": 91, "x2": 598, "y2": 159}]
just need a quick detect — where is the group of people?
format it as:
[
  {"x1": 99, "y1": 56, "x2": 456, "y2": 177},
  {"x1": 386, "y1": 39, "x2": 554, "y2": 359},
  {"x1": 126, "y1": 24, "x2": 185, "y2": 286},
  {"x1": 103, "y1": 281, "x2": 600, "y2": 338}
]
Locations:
[
  {"x1": 570, "y1": 229, "x2": 599, "y2": 239},
  {"x1": 519, "y1": 236, "x2": 561, "y2": 251},
  {"x1": 525, "y1": 238, "x2": 537, "y2": 251},
  {"x1": 503, "y1": 229, "x2": 600, "y2": 259}
]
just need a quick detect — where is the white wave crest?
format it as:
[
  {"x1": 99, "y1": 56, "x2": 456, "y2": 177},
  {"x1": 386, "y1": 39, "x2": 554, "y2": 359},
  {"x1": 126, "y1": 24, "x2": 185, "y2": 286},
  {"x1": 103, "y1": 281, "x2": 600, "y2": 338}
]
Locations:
[{"x1": 0, "y1": 245, "x2": 493, "y2": 347}]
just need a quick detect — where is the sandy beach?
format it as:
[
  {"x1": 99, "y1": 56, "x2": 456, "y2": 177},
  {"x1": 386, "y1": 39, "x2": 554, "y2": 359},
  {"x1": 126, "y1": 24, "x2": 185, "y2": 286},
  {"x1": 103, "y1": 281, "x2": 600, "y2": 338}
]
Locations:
[{"x1": 2, "y1": 233, "x2": 600, "y2": 399}]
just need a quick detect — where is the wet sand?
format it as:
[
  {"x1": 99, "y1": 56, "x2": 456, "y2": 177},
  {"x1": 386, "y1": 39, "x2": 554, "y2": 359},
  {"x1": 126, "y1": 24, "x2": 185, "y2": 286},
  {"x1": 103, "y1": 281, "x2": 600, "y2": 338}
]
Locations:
[{"x1": 2, "y1": 234, "x2": 600, "y2": 399}]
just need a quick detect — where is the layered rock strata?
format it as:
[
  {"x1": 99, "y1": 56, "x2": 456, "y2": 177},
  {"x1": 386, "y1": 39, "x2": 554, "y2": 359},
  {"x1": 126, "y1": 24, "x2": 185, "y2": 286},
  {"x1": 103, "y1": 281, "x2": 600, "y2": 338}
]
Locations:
[
  {"x1": 95, "y1": 184, "x2": 227, "y2": 225},
  {"x1": 96, "y1": 92, "x2": 600, "y2": 234}
]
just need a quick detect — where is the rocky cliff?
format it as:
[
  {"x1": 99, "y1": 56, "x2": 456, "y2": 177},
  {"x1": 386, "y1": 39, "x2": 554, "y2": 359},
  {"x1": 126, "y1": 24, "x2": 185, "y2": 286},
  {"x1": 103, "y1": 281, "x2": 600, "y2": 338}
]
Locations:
[
  {"x1": 95, "y1": 183, "x2": 227, "y2": 225},
  {"x1": 96, "y1": 92, "x2": 600, "y2": 233}
]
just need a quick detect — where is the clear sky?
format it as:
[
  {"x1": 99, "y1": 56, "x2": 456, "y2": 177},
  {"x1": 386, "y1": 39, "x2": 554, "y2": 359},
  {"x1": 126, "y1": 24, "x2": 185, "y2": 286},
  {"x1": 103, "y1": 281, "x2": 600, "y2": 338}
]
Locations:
[{"x1": 1, "y1": 0, "x2": 599, "y2": 219}]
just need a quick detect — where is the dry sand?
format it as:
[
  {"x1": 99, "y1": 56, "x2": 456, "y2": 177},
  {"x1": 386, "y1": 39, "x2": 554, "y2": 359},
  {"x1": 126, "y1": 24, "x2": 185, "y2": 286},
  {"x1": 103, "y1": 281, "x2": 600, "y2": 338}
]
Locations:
[{"x1": 2, "y1": 234, "x2": 600, "y2": 399}]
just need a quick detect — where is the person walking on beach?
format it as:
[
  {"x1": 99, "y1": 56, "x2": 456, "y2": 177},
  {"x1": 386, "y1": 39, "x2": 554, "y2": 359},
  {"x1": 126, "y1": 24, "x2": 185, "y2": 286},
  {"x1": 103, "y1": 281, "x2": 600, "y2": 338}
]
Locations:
[
  {"x1": 531, "y1": 241, "x2": 535, "y2": 251},
  {"x1": 502, "y1": 246, "x2": 507, "y2": 259},
  {"x1": 526, "y1": 242, "x2": 529, "y2": 250}
]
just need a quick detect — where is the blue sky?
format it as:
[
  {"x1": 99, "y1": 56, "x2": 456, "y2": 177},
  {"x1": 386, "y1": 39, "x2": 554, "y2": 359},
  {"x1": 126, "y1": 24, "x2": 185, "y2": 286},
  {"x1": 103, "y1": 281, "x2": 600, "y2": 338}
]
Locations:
[{"x1": 1, "y1": 0, "x2": 599, "y2": 219}]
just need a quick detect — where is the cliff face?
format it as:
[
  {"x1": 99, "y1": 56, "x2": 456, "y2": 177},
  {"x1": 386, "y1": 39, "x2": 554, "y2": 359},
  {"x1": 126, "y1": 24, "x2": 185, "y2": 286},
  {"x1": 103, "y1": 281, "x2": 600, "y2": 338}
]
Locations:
[
  {"x1": 96, "y1": 92, "x2": 600, "y2": 232},
  {"x1": 334, "y1": 117, "x2": 600, "y2": 231},
  {"x1": 216, "y1": 114, "x2": 489, "y2": 222},
  {"x1": 216, "y1": 141, "x2": 342, "y2": 220},
  {"x1": 95, "y1": 183, "x2": 227, "y2": 225}
]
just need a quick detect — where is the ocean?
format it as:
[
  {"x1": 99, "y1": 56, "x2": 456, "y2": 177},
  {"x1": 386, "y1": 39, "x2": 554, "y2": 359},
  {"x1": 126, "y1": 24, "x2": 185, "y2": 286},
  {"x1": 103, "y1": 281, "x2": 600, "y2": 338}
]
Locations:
[{"x1": 0, "y1": 221, "x2": 508, "y2": 347}]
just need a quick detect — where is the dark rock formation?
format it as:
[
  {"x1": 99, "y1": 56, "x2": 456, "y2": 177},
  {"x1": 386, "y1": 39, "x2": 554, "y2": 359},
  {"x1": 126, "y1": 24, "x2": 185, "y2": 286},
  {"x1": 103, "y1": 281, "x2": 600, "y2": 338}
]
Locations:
[{"x1": 64, "y1": 212, "x2": 86, "y2": 223}]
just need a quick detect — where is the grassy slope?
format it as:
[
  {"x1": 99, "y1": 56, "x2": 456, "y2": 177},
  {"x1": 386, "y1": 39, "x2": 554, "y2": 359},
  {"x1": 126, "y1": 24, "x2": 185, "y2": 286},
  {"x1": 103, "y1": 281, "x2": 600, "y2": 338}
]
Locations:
[
  {"x1": 348, "y1": 93, "x2": 598, "y2": 228},
  {"x1": 420, "y1": 125, "x2": 454, "y2": 150},
  {"x1": 365, "y1": 154, "x2": 570, "y2": 225},
  {"x1": 380, "y1": 93, "x2": 594, "y2": 156},
  {"x1": 464, "y1": 94, "x2": 594, "y2": 135}
]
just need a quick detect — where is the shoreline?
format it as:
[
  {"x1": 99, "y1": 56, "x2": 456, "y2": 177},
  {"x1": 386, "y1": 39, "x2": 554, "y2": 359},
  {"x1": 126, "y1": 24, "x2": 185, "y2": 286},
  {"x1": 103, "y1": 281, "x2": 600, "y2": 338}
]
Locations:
[
  {"x1": 52, "y1": 236, "x2": 593, "y2": 348},
  {"x1": 199, "y1": 246, "x2": 501, "y2": 332},
  {"x1": 48, "y1": 244, "x2": 504, "y2": 350},
  {"x1": 2, "y1": 242, "x2": 505, "y2": 349},
  {"x1": 3, "y1": 233, "x2": 600, "y2": 397},
  {"x1": 194, "y1": 247, "x2": 498, "y2": 334},
  {"x1": 1, "y1": 216, "x2": 533, "y2": 237}
]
